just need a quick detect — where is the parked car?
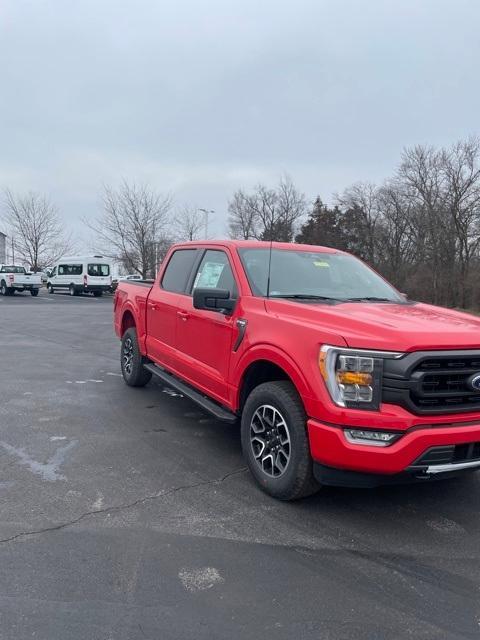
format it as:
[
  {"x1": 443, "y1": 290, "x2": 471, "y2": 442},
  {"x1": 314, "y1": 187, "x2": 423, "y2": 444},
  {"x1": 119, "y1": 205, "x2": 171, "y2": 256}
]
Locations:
[
  {"x1": 111, "y1": 273, "x2": 143, "y2": 292},
  {"x1": 114, "y1": 240, "x2": 480, "y2": 500},
  {"x1": 119, "y1": 274, "x2": 143, "y2": 281},
  {"x1": 47, "y1": 256, "x2": 112, "y2": 296},
  {"x1": 0, "y1": 265, "x2": 42, "y2": 296}
]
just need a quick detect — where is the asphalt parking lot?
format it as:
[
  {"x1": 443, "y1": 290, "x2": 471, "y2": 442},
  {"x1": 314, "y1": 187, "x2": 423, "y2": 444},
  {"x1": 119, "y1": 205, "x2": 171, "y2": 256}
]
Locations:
[{"x1": 1, "y1": 288, "x2": 479, "y2": 639}]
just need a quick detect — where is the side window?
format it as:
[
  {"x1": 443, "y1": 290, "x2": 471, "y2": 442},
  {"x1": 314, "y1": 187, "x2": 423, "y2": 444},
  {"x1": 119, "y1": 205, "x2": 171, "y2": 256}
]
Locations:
[
  {"x1": 192, "y1": 250, "x2": 237, "y2": 298},
  {"x1": 161, "y1": 249, "x2": 198, "y2": 293},
  {"x1": 58, "y1": 265, "x2": 66, "y2": 275}
]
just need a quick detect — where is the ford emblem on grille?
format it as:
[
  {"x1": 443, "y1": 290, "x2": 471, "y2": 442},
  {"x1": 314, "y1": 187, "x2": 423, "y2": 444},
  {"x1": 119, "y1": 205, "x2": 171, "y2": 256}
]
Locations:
[{"x1": 468, "y1": 373, "x2": 480, "y2": 391}]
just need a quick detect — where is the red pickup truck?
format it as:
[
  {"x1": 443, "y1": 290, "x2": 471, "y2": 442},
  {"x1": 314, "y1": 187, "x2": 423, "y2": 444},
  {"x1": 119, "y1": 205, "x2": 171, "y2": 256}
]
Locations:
[{"x1": 114, "y1": 240, "x2": 480, "y2": 499}]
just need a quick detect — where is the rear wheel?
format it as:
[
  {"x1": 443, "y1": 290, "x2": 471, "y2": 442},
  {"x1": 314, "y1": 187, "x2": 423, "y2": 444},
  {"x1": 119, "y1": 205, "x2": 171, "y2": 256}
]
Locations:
[
  {"x1": 30, "y1": 289, "x2": 39, "y2": 297},
  {"x1": 241, "y1": 381, "x2": 319, "y2": 500},
  {"x1": 121, "y1": 327, "x2": 152, "y2": 387}
]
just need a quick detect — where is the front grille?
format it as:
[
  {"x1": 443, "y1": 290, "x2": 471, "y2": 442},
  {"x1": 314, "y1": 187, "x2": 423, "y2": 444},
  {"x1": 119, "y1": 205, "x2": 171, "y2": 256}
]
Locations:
[
  {"x1": 383, "y1": 351, "x2": 480, "y2": 415},
  {"x1": 412, "y1": 442, "x2": 480, "y2": 467}
]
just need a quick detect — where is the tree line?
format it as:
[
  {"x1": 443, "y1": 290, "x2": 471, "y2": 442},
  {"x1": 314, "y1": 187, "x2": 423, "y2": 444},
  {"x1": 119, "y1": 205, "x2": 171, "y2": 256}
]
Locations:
[
  {"x1": 2, "y1": 135, "x2": 480, "y2": 308},
  {"x1": 0, "y1": 183, "x2": 207, "y2": 277},
  {"x1": 228, "y1": 137, "x2": 480, "y2": 309}
]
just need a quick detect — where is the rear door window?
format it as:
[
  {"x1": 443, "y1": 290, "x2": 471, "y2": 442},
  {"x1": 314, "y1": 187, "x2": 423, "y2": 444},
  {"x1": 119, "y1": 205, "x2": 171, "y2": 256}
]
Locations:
[
  {"x1": 161, "y1": 249, "x2": 198, "y2": 293},
  {"x1": 88, "y1": 264, "x2": 110, "y2": 276}
]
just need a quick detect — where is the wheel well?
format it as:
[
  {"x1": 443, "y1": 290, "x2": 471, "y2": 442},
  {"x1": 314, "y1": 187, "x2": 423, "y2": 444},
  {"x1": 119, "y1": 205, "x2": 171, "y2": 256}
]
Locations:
[
  {"x1": 121, "y1": 310, "x2": 136, "y2": 336},
  {"x1": 239, "y1": 360, "x2": 293, "y2": 410}
]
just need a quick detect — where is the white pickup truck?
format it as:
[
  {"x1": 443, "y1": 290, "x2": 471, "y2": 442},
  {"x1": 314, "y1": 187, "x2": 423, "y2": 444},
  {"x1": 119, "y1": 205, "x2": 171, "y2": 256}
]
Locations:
[{"x1": 0, "y1": 265, "x2": 42, "y2": 296}]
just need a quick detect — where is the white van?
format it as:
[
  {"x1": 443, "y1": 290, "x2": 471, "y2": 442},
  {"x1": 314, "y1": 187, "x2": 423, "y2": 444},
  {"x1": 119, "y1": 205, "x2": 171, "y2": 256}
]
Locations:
[{"x1": 46, "y1": 256, "x2": 112, "y2": 297}]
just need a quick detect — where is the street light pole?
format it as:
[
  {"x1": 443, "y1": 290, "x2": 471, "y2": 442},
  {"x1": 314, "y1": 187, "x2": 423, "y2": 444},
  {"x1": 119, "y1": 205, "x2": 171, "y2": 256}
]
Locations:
[{"x1": 198, "y1": 208, "x2": 214, "y2": 240}]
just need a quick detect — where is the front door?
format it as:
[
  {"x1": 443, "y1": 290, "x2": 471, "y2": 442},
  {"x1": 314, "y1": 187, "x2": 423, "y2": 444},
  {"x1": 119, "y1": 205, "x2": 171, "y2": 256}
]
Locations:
[{"x1": 174, "y1": 249, "x2": 238, "y2": 406}]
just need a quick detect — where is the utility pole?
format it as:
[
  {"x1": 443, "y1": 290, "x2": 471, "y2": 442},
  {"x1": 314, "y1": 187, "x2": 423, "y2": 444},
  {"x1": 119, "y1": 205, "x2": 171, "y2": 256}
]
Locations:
[{"x1": 198, "y1": 208, "x2": 214, "y2": 239}]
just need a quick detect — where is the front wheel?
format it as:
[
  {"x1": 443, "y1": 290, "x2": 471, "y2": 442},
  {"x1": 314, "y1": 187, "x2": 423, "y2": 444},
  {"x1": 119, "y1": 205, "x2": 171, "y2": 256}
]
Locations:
[
  {"x1": 0, "y1": 281, "x2": 7, "y2": 296},
  {"x1": 69, "y1": 284, "x2": 77, "y2": 296},
  {"x1": 47, "y1": 283, "x2": 54, "y2": 294},
  {"x1": 241, "y1": 381, "x2": 319, "y2": 500},
  {"x1": 93, "y1": 291, "x2": 103, "y2": 297},
  {"x1": 121, "y1": 327, "x2": 152, "y2": 387}
]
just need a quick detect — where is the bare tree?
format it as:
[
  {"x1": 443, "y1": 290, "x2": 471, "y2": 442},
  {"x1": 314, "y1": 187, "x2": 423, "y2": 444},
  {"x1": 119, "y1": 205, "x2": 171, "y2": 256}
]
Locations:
[
  {"x1": 440, "y1": 137, "x2": 480, "y2": 307},
  {"x1": 396, "y1": 144, "x2": 454, "y2": 304},
  {"x1": 173, "y1": 206, "x2": 205, "y2": 241},
  {"x1": 85, "y1": 181, "x2": 172, "y2": 278},
  {"x1": 335, "y1": 182, "x2": 381, "y2": 264},
  {"x1": 375, "y1": 180, "x2": 418, "y2": 287},
  {"x1": 228, "y1": 176, "x2": 306, "y2": 241},
  {"x1": 2, "y1": 189, "x2": 73, "y2": 270},
  {"x1": 227, "y1": 190, "x2": 260, "y2": 239}
]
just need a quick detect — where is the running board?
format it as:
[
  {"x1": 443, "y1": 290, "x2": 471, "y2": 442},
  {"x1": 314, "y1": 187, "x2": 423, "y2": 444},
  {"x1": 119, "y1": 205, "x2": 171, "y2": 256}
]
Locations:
[{"x1": 144, "y1": 363, "x2": 237, "y2": 424}]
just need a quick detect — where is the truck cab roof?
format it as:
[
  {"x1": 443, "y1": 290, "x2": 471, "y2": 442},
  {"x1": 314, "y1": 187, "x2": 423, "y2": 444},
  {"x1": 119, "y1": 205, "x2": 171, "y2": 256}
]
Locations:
[{"x1": 170, "y1": 239, "x2": 340, "y2": 253}]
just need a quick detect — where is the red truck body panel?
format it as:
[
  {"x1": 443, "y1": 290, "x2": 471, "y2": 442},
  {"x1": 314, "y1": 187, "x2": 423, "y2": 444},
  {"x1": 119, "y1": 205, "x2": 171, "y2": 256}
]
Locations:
[{"x1": 114, "y1": 240, "x2": 480, "y2": 481}]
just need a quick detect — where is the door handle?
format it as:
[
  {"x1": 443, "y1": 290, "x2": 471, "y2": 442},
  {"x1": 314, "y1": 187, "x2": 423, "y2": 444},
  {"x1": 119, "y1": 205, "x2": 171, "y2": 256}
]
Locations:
[{"x1": 177, "y1": 311, "x2": 190, "y2": 321}]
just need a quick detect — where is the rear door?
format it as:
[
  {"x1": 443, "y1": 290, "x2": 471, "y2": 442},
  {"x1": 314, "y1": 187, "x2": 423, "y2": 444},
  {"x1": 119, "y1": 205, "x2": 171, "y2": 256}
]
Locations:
[
  {"x1": 86, "y1": 262, "x2": 111, "y2": 288},
  {"x1": 174, "y1": 249, "x2": 238, "y2": 405},
  {"x1": 145, "y1": 248, "x2": 199, "y2": 368}
]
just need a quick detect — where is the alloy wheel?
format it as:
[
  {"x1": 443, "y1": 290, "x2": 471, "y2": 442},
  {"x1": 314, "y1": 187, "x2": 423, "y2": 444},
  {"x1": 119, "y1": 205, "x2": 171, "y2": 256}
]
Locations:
[
  {"x1": 123, "y1": 337, "x2": 134, "y2": 376},
  {"x1": 249, "y1": 404, "x2": 291, "y2": 477}
]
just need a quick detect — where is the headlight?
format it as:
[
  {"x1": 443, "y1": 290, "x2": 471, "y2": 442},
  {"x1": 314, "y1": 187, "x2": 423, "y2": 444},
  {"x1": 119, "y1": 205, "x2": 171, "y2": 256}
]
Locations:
[{"x1": 319, "y1": 345, "x2": 403, "y2": 410}]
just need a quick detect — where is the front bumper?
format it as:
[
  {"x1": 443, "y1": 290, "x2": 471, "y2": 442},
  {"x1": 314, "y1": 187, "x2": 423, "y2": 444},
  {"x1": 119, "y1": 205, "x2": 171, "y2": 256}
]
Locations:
[{"x1": 307, "y1": 418, "x2": 480, "y2": 483}]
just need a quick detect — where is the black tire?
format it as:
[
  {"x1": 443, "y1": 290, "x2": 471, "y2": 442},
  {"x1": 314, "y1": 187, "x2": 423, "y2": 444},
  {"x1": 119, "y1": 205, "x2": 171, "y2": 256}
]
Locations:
[
  {"x1": 69, "y1": 284, "x2": 77, "y2": 296},
  {"x1": 121, "y1": 327, "x2": 152, "y2": 387},
  {"x1": 93, "y1": 291, "x2": 103, "y2": 297},
  {"x1": 30, "y1": 289, "x2": 39, "y2": 297},
  {"x1": 241, "y1": 381, "x2": 319, "y2": 501},
  {"x1": 47, "y1": 283, "x2": 54, "y2": 294},
  {"x1": 0, "y1": 281, "x2": 7, "y2": 296}
]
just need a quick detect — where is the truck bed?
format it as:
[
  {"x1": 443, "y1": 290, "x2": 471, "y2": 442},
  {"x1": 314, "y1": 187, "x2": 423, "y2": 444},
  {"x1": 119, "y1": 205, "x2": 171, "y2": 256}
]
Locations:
[{"x1": 114, "y1": 280, "x2": 154, "y2": 340}]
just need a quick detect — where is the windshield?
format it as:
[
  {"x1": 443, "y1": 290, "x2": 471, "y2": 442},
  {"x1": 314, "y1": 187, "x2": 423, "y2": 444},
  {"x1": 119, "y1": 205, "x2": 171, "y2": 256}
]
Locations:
[
  {"x1": 88, "y1": 263, "x2": 110, "y2": 277},
  {"x1": 1, "y1": 265, "x2": 26, "y2": 274},
  {"x1": 238, "y1": 248, "x2": 404, "y2": 303}
]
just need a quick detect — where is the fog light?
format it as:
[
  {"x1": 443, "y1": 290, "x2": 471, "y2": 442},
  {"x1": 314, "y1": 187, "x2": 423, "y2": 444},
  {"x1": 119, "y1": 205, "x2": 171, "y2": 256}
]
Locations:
[{"x1": 344, "y1": 429, "x2": 401, "y2": 447}]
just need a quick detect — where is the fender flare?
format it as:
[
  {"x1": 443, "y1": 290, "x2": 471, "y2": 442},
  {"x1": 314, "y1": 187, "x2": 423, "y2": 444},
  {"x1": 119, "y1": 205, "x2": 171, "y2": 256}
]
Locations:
[
  {"x1": 118, "y1": 303, "x2": 148, "y2": 353},
  {"x1": 233, "y1": 343, "x2": 313, "y2": 410}
]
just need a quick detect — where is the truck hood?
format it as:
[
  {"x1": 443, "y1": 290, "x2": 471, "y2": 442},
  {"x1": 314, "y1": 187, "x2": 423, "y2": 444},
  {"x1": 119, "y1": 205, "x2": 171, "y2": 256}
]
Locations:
[{"x1": 265, "y1": 300, "x2": 480, "y2": 352}]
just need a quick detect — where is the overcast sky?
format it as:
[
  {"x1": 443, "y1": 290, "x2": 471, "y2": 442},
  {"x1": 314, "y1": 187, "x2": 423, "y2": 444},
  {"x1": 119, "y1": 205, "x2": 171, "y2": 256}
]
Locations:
[{"x1": 1, "y1": 0, "x2": 479, "y2": 243}]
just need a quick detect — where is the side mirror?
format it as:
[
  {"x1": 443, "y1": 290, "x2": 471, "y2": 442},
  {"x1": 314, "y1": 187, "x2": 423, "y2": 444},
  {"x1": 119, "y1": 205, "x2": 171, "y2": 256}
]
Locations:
[{"x1": 193, "y1": 288, "x2": 236, "y2": 314}]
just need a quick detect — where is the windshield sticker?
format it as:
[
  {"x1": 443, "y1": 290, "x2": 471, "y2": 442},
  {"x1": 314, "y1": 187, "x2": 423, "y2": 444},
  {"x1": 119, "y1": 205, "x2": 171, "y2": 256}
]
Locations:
[
  {"x1": 195, "y1": 262, "x2": 225, "y2": 288},
  {"x1": 313, "y1": 261, "x2": 330, "y2": 268}
]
